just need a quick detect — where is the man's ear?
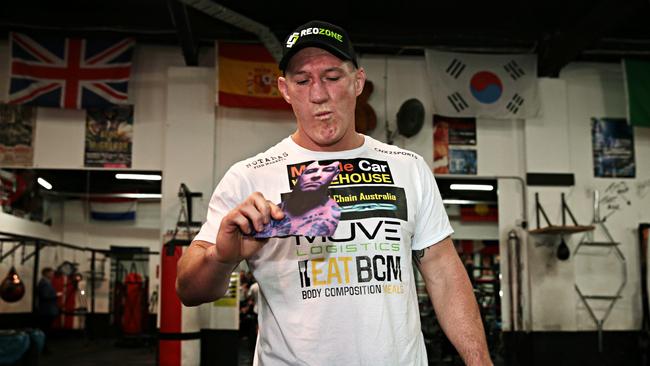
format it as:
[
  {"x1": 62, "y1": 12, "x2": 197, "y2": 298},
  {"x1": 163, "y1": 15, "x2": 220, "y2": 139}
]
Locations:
[
  {"x1": 354, "y1": 68, "x2": 367, "y2": 97},
  {"x1": 278, "y1": 76, "x2": 291, "y2": 104}
]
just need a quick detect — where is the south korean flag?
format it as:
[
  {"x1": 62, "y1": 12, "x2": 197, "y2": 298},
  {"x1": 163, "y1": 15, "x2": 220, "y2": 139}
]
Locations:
[{"x1": 425, "y1": 49, "x2": 540, "y2": 119}]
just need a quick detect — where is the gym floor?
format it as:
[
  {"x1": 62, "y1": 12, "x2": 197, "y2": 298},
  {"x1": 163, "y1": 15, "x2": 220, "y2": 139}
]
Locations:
[{"x1": 38, "y1": 337, "x2": 255, "y2": 366}]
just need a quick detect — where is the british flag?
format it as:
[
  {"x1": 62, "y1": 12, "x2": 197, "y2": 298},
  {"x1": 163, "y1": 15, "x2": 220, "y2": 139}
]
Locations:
[{"x1": 9, "y1": 32, "x2": 135, "y2": 109}]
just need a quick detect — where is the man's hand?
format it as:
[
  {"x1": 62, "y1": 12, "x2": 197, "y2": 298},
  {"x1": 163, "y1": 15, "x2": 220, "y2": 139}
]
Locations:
[
  {"x1": 176, "y1": 192, "x2": 283, "y2": 306},
  {"x1": 215, "y1": 192, "x2": 285, "y2": 264}
]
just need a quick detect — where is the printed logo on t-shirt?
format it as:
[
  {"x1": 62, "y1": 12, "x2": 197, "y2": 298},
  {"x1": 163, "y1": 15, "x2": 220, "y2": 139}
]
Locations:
[
  {"x1": 283, "y1": 159, "x2": 406, "y2": 221},
  {"x1": 294, "y1": 219, "x2": 406, "y2": 300},
  {"x1": 278, "y1": 158, "x2": 411, "y2": 301},
  {"x1": 245, "y1": 152, "x2": 289, "y2": 169},
  {"x1": 286, "y1": 158, "x2": 394, "y2": 188}
]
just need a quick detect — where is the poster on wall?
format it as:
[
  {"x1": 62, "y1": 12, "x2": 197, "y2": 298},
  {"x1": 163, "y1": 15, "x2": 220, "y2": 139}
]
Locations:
[
  {"x1": 434, "y1": 114, "x2": 477, "y2": 145},
  {"x1": 591, "y1": 117, "x2": 635, "y2": 178},
  {"x1": 449, "y1": 149, "x2": 478, "y2": 174},
  {"x1": 0, "y1": 103, "x2": 36, "y2": 167},
  {"x1": 85, "y1": 105, "x2": 134, "y2": 168},
  {"x1": 433, "y1": 116, "x2": 449, "y2": 173},
  {"x1": 434, "y1": 114, "x2": 478, "y2": 174}
]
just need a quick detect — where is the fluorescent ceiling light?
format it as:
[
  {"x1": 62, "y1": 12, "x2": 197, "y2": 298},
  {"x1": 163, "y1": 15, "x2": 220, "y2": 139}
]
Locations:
[
  {"x1": 115, "y1": 193, "x2": 162, "y2": 199},
  {"x1": 115, "y1": 173, "x2": 162, "y2": 181},
  {"x1": 37, "y1": 177, "x2": 53, "y2": 190},
  {"x1": 442, "y1": 199, "x2": 476, "y2": 205},
  {"x1": 450, "y1": 184, "x2": 493, "y2": 191}
]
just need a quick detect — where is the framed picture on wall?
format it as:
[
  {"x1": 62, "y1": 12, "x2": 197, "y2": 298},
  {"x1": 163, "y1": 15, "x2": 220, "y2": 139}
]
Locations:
[
  {"x1": 591, "y1": 117, "x2": 635, "y2": 178},
  {"x1": 85, "y1": 105, "x2": 134, "y2": 168},
  {"x1": 0, "y1": 103, "x2": 36, "y2": 167}
]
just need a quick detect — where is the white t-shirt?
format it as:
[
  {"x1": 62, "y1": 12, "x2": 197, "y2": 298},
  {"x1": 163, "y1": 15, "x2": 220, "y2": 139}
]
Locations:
[{"x1": 195, "y1": 136, "x2": 453, "y2": 366}]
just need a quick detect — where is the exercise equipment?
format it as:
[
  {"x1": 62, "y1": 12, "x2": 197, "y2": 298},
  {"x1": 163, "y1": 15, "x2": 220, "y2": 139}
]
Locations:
[
  {"x1": 556, "y1": 237, "x2": 570, "y2": 261},
  {"x1": 573, "y1": 190, "x2": 627, "y2": 353},
  {"x1": 159, "y1": 184, "x2": 203, "y2": 366},
  {"x1": 396, "y1": 98, "x2": 425, "y2": 138},
  {"x1": 639, "y1": 223, "x2": 650, "y2": 365},
  {"x1": 52, "y1": 261, "x2": 86, "y2": 330},
  {"x1": 121, "y1": 267, "x2": 147, "y2": 335},
  {"x1": 0, "y1": 266, "x2": 25, "y2": 303},
  {"x1": 0, "y1": 330, "x2": 29, "y2": 364}
]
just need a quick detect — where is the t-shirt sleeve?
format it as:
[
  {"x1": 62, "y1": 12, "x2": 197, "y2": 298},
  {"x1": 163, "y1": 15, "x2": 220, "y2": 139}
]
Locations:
[
  {"x1": 194, "y1": 167, "x2": 249, "y2": 244},
  {"x1": 411, "y1": 158, "x2": 454, "y2": 250}
]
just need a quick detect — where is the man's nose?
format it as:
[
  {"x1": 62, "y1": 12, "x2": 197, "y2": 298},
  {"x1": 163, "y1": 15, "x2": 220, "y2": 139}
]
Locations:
[
  {"x1": 310, "y1": 175, "x2": 321, "y2": 181},
  {"x1": 309, "y1": 79, "x2": 329, "y2": 103}
]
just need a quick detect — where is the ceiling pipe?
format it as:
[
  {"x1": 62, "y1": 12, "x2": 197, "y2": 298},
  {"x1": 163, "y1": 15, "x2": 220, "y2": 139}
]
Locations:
[{"x1": 177, "y1": 0, "x2": 283, "y2": 62}]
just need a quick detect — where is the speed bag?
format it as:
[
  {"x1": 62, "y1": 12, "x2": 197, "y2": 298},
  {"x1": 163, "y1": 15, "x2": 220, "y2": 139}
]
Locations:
[{"x1": 0, "y1": 266, "x2": 26, "y2": 303}]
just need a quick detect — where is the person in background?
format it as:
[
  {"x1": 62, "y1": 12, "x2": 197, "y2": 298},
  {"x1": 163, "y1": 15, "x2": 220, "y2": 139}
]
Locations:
[{"x1": 37, "y1": 267, "x2": 59, "y2": 353}]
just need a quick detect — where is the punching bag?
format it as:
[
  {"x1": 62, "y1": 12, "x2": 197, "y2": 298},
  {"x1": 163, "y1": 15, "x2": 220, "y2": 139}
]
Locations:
[
  {"x1": 122, "y1": 272, "x2": 144, "y2": 334},
  {"x1": 159, "y1": 242, "x2": 200, "y2": 366},
  {"x1": 0, "y1": 266, "x2": 26, "y2": 303}
]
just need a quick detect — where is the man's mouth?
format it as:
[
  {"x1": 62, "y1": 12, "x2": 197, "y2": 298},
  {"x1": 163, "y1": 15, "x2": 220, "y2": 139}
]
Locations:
[{"x1": 314, "y1": 111, "x2": 333, "y2": 120}]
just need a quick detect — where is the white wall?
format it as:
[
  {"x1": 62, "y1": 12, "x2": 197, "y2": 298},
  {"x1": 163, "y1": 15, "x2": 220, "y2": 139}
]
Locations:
[
  {"x1": 0, "y1": 42, "x2": 187, "y2": 314},
  {"x1": 522, "y1": 63, "x2": 650, "y2": 331},
  {"x1": 0, "y1": 44, "x2": 188, "y2": 170}
]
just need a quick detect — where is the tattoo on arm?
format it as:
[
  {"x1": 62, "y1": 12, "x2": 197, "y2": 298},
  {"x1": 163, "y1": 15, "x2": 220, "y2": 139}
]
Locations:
[{"x1": 413, "y1": 247, "x2": 429, "y2": 268}]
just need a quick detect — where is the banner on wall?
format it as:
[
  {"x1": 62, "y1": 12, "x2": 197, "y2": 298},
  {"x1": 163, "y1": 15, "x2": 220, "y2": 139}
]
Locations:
[
  {"x1": 84, "y1": 105, "x2": 133, "y2": 168},
  {"x1": 90, "y1": 197, "x2": 137, "y2": 221},
  {"x1": 425, "y1": 49, "x2": 539, "y2": 119},
  {"x1": 623, "y1": 59, "x2": 650, "y2": 127},
  {"x1": 0, "y1": 103, "x2": 36, "y2": 167},
  {"x1": 433, "y1": 115, "x2": 477, "y2": 174},
  {"x1": 434, "y1": 114, "x2": 477, "y2": 145},
  {"x1": 433, "y1": 116, "x2": 449, "y2": 174},
  {"x1": 8, "y1": 32, "x2": 135, "y2": 109},
  {"x1": 449, "y1": 149, "x2": 477, "y2": 175},
  {"x1": 217, "y1": 42, "x2": 291, "y2": 110},
  {"x1": 591, "y1": 117, "x2": 635, "y2": 178}
]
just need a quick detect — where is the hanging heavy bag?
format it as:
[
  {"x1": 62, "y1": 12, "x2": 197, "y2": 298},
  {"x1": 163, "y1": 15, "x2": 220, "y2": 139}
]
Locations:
[
  {"x1": 122, "y1": 272, "x2": 144, "y2": 334},
  {"x1": 0, "y1": 266, "x2": 26, "y2": 303}
]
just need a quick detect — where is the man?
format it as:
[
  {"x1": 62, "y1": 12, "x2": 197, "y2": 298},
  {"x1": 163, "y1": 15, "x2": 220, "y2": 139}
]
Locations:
[
  {"x1": 177, "y1": 20, "x2": 491, "y2": 365},
  {"x1": 37, "y1": 267, "x2": 59, "y2": 353}
]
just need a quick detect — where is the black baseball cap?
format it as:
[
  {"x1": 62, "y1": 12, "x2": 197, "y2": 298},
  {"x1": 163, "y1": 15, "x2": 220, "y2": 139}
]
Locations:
[{"x1": 279, "y1": 20, "x2": 358, "y2": 72}]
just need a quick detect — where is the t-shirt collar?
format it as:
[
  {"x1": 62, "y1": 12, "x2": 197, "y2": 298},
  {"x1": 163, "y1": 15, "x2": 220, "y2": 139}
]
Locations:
[{"x1": 286, "y1": 135, "x2": 370, "y2": 159}]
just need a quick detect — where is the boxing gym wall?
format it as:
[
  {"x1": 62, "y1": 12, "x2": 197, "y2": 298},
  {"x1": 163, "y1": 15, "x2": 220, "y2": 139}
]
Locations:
[{"x1": 1, "y1": 38, "x2": 650, "y2": 365}]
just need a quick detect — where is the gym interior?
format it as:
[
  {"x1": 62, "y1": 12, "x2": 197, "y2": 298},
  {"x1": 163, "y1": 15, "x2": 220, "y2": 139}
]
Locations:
[{"x1": 1, "y1": 1, "x2": 650, "y2": 365}]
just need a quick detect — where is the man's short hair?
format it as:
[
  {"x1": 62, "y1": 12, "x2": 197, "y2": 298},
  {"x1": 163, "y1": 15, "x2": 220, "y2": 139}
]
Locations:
[{"x1": 41, "y1": 267, "x2": 54, "y2": 276}]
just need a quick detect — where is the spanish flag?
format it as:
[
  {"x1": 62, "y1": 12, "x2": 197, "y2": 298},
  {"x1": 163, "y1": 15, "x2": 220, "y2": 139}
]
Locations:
[{"x1": 217, "y1": 42, "x2": 291, "y2": 110}]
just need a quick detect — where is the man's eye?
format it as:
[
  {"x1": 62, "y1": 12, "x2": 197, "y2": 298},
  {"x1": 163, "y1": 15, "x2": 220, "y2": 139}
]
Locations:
[
  {"x1": 325, "y1": 76, "x2": 340, "y2": 82},
  {"x1": 296, "y1": 80, "x2": 309, "y2": 85},
  {"x1": 304, "y1": 168, "x2": 317, "y2": 174},
  {"x1": 323, "y1": 167, "x2": 335, "y2": 172}
]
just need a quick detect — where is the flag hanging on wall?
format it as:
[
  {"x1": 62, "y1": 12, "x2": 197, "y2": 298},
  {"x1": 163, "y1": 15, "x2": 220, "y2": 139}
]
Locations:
[
  {"x1": 8, "y1": 32, "x2": 135, "y2": 109},
  {"x1": 425, "y1": 49, "x2": 539, "y2": 119},
  {"x1": 89, "y1": 197, "x2": 137, "y2": 221},
  {"x1": 623, "y1": 59, "x2": 650, "y2": 127},
  {"x1": 217, "y1": 42, "x2": 291, "y2": 110}
]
